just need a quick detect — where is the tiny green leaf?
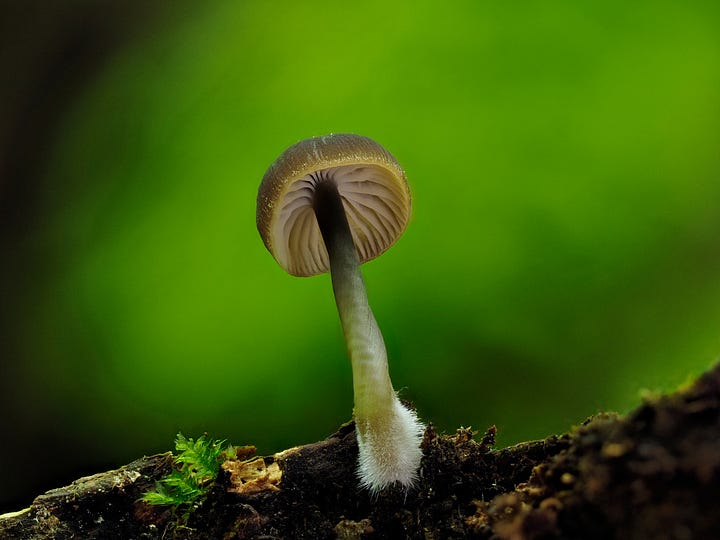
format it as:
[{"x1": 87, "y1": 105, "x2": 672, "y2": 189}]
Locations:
[{"x1": 140, "y1": 432, "x2": 234, "y2": 520}]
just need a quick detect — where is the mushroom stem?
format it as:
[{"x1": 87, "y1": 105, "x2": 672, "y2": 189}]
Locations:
[
  {"x1": 313, "y1": 181, "x2": 395, "y2": 413},
  {"x1": 313, "y1": 180, "x2": 423, "y2": 493}
]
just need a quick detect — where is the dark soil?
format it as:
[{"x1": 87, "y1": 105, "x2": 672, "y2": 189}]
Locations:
[{"x1": 2, "y1": 363, "x2": 719, "y2": 539}]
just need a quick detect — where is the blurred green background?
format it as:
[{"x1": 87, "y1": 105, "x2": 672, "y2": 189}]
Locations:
[{"x1": 2, "y1": 0, "x2": 719, "y2": 512}]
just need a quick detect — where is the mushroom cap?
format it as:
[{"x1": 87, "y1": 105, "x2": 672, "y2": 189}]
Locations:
[{"x1": 257, "y1": 134, "x2": 411, "y2": 277}]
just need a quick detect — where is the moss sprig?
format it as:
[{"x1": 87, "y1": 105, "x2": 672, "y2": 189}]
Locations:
[{"x1": 140, "y1": 433, "x2": 235, "y2": 519}]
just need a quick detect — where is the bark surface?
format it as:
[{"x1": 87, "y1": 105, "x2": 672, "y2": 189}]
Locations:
[{"x1": 2, "y1": 364, "x2": 719, "y2": 539}]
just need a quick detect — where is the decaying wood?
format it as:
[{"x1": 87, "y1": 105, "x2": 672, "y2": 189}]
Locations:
[{"x1": 2, "y1": 363, "x2": 719, "y2": 539}]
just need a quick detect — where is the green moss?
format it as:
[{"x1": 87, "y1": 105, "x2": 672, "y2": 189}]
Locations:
[{"x1": 140, "y1": 433, "x2": 235, "y2": 520}]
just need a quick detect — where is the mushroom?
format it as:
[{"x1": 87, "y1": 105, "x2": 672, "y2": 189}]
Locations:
[{"x1": 257, "y1": 133, "x2": 424, "y2": 493}]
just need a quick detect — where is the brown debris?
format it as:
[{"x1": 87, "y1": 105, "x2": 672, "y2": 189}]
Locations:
[
  {"x1": 334, "y1": 517, "x2": 374, "y2": 539},
  {"x1": 222, "y1": 457, "x2": 282, "y2": 495}
]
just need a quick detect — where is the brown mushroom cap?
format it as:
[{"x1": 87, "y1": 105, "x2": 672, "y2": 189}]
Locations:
[{"x1": 257, "y1": 134, "x2": 411, "y2": 277}]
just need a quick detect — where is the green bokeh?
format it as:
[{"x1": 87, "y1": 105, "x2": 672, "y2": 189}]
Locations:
[{"x1": 18, "y1": 0, "x2": 720, "y2": 472}]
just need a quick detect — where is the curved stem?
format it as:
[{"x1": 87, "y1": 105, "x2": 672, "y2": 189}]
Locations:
[
  {"x1": 313, "y1": 179, "x2": 424, "y2": 493},
  {"x1": 313, "y1": 181, "x2": 395, "y2": 416}
]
